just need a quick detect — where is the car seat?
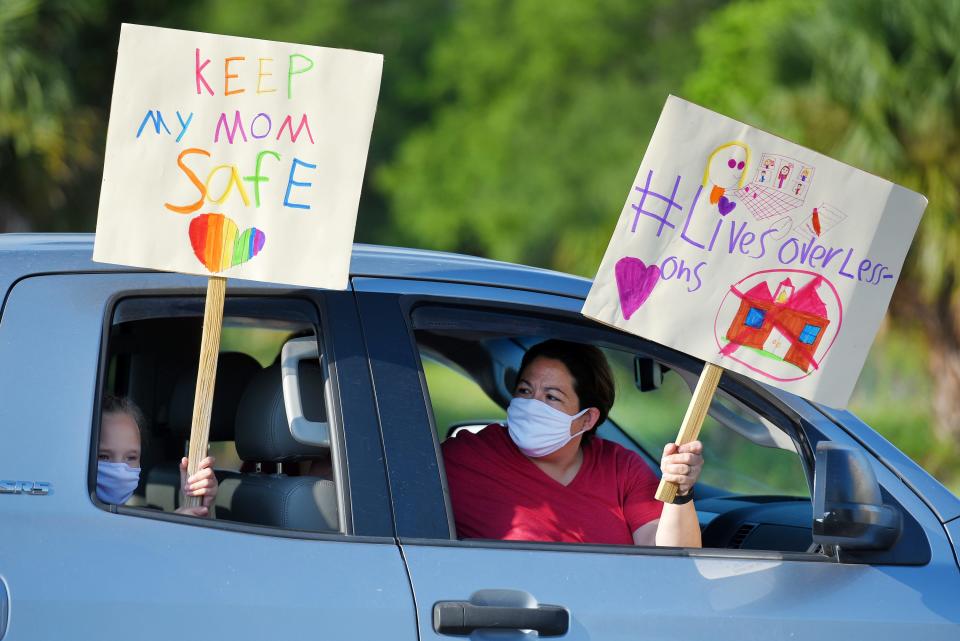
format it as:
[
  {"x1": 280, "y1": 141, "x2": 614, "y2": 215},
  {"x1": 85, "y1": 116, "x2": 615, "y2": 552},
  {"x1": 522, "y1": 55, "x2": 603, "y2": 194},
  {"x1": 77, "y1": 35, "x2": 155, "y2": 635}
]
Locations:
[
  {"x1": 222, "y1": 355, "x2": 338, "y2": 532},
  {"x1": 145, "y1": 352, "x2": 261, "y2": 511}
]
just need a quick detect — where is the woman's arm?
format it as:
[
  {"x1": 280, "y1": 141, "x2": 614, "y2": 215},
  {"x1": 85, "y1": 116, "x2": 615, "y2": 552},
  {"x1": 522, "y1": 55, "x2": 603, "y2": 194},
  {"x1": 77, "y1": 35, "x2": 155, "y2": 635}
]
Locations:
[
  {"x1": 631, "y1": 502, "x2": 701, "y2": 547},
  {"x1": 654, "y1": 501, "x2": 701, "y2": 547},
  {"x1": 633, "y1": 441, "x2": 704, "y2": 547}
]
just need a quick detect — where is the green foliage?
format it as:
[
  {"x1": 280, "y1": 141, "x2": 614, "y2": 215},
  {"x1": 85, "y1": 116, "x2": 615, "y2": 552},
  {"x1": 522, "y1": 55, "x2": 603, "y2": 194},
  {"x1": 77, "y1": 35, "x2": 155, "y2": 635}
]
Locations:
[
  {"x1": 0, "y1": 0, "x2": 452, "y2": 237},
  {"x1": 686, "y1": 0, "x2": 960, "y2": 474},
  {"x1": 684, "y1": 0, "x2": 819, "y2": 128},
  {"x1": 0, "y1": 0, "x2": 202, "y2": 230},
  {"x1": 851, "y1": 327, "x2": 960, "y2": 492},
  {"x1": 0, "y1": 0, "x2": 105, "y2": 225},
  {"x1": 686, "y1": 0, "x2": 960, "y2": 301},
  {"x1": 1, "y1": 0, "x2": 956, "y2": 491},
  {"x1": 188, "y1": 0, "x2": 454, "y2": 244},
  {"x1": 379, "y1": 0, "x2": 721, "y2": 276}
]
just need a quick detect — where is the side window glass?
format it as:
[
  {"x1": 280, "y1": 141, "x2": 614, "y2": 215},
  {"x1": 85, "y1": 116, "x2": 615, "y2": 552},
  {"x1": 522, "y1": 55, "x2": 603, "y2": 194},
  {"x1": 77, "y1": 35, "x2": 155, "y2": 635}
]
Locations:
[
  {"x1": 96, "y1": 296, "x2": 342, "y2": 534},
  {"x1": 602, "y1": 349, "x2": 687, "y2": 459},
  {"x1": 606, "y1": 351, "x2": 809, "y2": 497},
  {"x1": 413, "y1": 305, "x2": 813, "y2": 553},
  {"x1": 696, "y1": 387, "x2": 808, "y2": 496},
  {"x1": 420, "y1": 352, "x2": 505, "y2": 440},
  {"x1": 212, "y1": 326, "x2": 297, "y2": 471}
]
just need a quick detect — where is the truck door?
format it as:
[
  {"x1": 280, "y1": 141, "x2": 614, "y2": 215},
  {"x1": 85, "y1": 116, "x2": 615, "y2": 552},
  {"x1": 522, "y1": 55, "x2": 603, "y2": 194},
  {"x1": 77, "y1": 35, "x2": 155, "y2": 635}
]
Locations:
[
  {"x1": 355, "y1": 276, "x2": 960, "y2": 641},
  {"x1": 0, "y1": 272, "x2": 415, "y2": 640}
]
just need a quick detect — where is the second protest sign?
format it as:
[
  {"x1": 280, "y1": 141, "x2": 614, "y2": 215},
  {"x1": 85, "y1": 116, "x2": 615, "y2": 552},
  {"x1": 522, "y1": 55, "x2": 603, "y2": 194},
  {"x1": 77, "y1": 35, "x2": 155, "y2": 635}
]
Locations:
[{"x1": 583, "y1": 96, "x2": 927, "y2": 500}]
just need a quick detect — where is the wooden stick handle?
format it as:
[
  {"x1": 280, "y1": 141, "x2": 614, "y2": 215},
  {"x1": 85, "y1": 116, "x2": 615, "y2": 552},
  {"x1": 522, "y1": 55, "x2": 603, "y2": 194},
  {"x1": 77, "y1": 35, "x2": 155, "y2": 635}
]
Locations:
[
  {"x1": 182, "y1": 276, "x2": 227, "y2": 509},
  {"x1": 655, "y1": 362, "x2": 723, "y2": 504}
]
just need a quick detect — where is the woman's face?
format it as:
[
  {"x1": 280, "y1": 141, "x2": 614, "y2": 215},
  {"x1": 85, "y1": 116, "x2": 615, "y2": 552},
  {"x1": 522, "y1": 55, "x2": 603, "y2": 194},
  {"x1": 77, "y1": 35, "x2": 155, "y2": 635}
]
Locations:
[{"x1": 514, "y1": 356, "x2": 582, "y2": 417}]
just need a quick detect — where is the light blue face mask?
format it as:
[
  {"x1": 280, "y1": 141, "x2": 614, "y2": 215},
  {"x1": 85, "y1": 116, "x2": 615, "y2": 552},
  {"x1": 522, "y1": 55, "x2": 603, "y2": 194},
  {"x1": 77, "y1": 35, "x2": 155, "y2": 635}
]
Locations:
[
  {"x1": 507, "y1": 397, "x2": 589, "y2": 458},
  {"x1": 96, "y1": 461, "x2": 141, "y2": 505}
]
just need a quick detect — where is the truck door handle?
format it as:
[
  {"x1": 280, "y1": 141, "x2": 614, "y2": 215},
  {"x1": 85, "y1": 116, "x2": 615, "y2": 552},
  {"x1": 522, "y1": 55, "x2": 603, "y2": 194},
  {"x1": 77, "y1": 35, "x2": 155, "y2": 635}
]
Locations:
[{"x1": 433, "y1": 600, "x2": 569, "y2": 636}]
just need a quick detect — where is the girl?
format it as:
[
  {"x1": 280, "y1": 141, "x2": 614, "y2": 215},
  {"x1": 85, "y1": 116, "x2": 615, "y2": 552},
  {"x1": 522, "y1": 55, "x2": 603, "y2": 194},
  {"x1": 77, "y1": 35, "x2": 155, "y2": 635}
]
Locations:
[{"x1": 97, "y1": 394, "x2": 218, "y2": 517}]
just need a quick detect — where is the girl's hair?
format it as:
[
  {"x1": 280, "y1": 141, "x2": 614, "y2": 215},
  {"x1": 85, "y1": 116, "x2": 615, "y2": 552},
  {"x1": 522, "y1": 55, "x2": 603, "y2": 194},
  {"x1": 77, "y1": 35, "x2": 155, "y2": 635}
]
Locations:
[
  {"x1": 102, "y1": 393, "x2": 146, "y2": 436},
  {"x1": 517, "y1": 339, "x2": 615, "y2": 443}
]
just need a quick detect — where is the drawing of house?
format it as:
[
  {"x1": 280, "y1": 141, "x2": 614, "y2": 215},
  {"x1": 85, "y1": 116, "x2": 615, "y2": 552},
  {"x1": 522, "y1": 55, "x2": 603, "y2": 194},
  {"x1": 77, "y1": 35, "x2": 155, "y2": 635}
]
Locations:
[{"x1": 725, "y1": 277, "x2": 830, "y2": 372}]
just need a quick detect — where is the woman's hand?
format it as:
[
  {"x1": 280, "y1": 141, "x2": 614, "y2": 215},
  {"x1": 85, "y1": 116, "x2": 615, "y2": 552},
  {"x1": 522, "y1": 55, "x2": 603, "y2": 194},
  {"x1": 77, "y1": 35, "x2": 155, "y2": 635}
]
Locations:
[
  {"x1": 660, "y1": 441, "x2": 704, "y2": 497},
  {"x1": 175, "y1": 456, "x2": 219, "y2": 518}
]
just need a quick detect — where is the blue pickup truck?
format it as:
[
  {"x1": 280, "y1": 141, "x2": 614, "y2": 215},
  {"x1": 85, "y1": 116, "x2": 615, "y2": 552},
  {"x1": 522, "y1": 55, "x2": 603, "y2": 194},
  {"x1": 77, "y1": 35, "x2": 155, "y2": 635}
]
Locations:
[{"x1": 0, "y1": 234, "x2": 958, "y2": 640}]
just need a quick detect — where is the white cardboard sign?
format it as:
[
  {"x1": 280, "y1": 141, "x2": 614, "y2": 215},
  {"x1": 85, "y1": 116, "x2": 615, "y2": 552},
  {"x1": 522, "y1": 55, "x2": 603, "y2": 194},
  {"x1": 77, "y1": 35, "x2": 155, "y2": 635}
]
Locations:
[
  {"x1": 582, "y1": 96, "x2": 927, "y2": 408},
  {"x1": 94, "y1": 24, "x2": 383, "y2": 289}
]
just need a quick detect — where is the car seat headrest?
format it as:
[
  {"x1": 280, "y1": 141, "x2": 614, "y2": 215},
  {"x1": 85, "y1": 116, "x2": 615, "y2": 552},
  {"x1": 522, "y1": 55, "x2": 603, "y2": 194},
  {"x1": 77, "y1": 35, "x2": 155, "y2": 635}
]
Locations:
[
  {"x1": 235, "y1": 361, "x2": 329, "y2": 462},
  {"x1": 168, "y1": 352, "x2": 262, "y2": 441}
]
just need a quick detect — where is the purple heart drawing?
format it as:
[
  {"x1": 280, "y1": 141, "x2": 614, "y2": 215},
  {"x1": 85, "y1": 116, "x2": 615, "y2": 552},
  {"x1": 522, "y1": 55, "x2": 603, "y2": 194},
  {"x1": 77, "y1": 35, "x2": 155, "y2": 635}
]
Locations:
[
  {"x1": 615, "y1": 257, "x2": 660, "y2": 320},
  {"x1": 718, "y1": 196, "x2": 737, "y2": 216}
]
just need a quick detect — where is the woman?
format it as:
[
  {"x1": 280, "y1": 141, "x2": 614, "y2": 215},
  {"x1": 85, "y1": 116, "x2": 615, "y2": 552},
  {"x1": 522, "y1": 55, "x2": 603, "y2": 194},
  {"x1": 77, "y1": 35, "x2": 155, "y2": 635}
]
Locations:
[{"x1": 441, "y1": 339, "x2": 703, "y2": 547}]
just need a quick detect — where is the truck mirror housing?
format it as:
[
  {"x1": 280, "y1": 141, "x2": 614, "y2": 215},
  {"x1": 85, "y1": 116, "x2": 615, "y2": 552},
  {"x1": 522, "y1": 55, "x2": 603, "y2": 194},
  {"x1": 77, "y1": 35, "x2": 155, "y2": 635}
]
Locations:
[
  {"x1": 634, "y1": 356, "x2": 664, "y2": 392},
  {"x1": 813, "y1": 442, "x2": 902, "y2": 551}
]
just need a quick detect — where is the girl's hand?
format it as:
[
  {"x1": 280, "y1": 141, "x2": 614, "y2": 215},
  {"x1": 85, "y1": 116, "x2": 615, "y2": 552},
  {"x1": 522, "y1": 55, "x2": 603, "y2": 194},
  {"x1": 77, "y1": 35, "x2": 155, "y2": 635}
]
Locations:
[{"x1": 175, "y1": 456, "x2": 219, "y2": 518}]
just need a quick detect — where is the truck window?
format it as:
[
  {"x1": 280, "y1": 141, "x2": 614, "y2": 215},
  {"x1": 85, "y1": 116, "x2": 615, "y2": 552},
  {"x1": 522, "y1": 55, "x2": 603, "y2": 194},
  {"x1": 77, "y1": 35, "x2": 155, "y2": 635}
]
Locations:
[
  {"x1": 603, "y1": 349, "x2": 810, "y2": 497},
  {"x1": 94, "y1": 296, "x2": 342, "y2": 534},
  {"x1": 412, "y1": 304, "x2": 815, "y2": 554}
]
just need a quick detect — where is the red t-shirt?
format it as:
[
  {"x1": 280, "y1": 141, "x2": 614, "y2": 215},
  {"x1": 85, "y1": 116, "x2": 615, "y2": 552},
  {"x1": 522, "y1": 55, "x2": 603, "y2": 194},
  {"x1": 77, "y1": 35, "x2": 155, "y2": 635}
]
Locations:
[{"x1": 442, "y1": 424, "x2": 663, "y2": 545}]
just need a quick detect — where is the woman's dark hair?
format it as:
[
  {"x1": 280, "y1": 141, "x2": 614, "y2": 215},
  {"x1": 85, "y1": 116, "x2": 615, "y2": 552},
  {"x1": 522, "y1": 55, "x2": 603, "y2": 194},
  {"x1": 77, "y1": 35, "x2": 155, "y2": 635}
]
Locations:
[{"x1": 516, "y1": 339, "x2": 615, "y2": 442}]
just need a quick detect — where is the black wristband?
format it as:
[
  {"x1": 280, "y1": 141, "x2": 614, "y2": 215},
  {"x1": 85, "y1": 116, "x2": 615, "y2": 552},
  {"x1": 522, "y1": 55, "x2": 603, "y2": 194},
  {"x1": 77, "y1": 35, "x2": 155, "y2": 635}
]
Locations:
[{"x1": 671, "y1": 486, "x2": 694, "y2": 505}]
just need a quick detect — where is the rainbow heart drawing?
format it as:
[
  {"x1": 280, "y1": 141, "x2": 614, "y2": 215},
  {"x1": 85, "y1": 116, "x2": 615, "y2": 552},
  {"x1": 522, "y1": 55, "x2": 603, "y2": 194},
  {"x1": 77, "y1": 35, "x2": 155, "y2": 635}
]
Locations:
[{"x1": 188, "y1": 213, "x2": 265, "y2": 273}]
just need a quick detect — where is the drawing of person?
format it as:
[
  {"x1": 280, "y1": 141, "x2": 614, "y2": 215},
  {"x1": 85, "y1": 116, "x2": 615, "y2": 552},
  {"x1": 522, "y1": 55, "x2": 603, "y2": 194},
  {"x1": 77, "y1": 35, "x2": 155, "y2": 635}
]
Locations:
[
  {"x1": 702, "y1": 141, "x2": 750, "y2": 206},
  {"x1": 759, "y1": 169, "x2": 768, "y2": 183},
  {"x1": 777, "y1": 164, "x2": 792, "y2": 189},
  {"x1": 794, "y1": 182, "x2": 803, "y2": 195},
  {"x1": 800, "y1": 167, "x2": 810, "y2": 182}
]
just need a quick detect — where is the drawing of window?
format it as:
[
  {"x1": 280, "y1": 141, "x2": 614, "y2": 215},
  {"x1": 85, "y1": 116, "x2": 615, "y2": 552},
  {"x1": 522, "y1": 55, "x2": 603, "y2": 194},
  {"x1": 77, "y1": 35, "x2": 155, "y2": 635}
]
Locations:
[
  {"x1": 744, "y1": 307, "x2": 766, "y2": 329},
  {"x1": 799, "y1": 323, "x2": 821, "y2": 344}
]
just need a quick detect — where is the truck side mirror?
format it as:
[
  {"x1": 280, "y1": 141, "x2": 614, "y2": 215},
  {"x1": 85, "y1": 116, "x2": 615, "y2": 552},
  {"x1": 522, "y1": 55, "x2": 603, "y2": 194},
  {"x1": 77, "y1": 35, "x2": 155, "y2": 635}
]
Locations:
[{"x1": 812, "y1": 442, "x2": 901, "y2": 551}]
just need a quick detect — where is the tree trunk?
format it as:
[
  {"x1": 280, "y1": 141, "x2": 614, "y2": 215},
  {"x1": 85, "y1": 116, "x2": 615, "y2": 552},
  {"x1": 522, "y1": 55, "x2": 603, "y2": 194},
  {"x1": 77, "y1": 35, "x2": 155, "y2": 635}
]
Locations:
[
  {"x1": 893, "y1": 274, "x2": 960, "y2": 444},
  {"x1": 929, "y1": 345, "x2": 960, "y2": 443},
  {"x1": 928, "y1": 276, "x2": 960, "y2": 444}
]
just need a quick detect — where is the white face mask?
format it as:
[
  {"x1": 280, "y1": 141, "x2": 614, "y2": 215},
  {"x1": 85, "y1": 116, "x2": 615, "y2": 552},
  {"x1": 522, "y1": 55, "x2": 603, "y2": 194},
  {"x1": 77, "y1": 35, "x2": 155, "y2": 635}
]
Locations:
[
  {"x1": 96, "y1": 461, "x2": 141, "y2": 505},
  {"x1": 507, "y1": 397, "x2": 589, "y2": 458}
]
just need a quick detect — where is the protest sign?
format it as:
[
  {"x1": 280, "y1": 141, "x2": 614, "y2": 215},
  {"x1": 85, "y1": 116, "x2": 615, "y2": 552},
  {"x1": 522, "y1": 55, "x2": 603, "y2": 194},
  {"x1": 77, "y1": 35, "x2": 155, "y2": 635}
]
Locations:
[
  {"x1": 93, "y1": 25, "x2": 382, "y2": 506},
  {"x1": 582, "y1": 96, "x2": 927, "y2": 501},
  {"x1": 94, "y1": 23, "x2": 382, "y2": 289}
]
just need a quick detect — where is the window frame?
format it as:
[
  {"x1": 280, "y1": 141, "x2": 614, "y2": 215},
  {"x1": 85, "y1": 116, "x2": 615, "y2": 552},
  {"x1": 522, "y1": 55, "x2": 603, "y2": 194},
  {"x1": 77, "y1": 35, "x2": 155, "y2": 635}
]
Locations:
[
  {"x1": 390, "y1": 293, "x2": 827, "y2": 553},
  {"x1": 350, "y1": 278, "x2": 932, "y2": 566},
  {"x1": 89, "y1": 288, "x2": 394, "y2": 541}
]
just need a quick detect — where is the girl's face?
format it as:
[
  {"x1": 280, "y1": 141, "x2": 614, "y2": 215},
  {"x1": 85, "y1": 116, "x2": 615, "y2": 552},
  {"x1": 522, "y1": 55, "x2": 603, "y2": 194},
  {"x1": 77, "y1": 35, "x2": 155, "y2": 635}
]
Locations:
[
  {"x1": 99, "y1": 412, "x2": 142, "y2": 467},
  {"x1": 514, "y1": 356, "x2": 583, "y2": 426}
]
